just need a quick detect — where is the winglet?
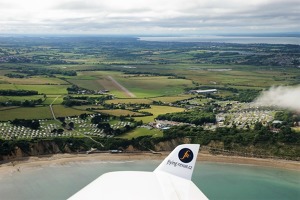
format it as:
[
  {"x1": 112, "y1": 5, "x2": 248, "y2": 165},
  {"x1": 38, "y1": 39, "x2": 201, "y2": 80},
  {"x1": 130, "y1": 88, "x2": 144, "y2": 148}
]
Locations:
[{"x1": 154, "y1": 144, "x2": 200, "y2": 180}]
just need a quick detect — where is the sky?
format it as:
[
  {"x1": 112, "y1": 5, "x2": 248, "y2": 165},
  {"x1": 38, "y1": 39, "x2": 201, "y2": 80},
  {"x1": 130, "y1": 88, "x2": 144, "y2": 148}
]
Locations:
[{"x1": 0, "y1": 0, "x2": 299, "y2": 35}]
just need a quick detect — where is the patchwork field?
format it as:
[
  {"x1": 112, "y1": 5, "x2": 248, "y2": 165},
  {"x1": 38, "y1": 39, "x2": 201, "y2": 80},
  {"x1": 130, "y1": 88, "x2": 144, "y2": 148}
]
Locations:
[{"x1": 0, "y1": 37, "x2": 299, "y2": 128}]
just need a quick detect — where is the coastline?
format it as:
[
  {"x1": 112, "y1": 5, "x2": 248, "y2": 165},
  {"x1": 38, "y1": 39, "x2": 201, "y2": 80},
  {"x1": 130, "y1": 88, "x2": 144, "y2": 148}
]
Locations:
[{"x1": 0, "y1": 152, "x2": 299, "y2": 176}]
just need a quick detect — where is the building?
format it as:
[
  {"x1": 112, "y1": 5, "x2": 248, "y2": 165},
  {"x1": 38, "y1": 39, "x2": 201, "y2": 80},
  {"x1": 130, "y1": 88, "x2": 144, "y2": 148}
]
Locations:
[{"x1": 189, "y1": 89, "x2": 217, "y2": 94}]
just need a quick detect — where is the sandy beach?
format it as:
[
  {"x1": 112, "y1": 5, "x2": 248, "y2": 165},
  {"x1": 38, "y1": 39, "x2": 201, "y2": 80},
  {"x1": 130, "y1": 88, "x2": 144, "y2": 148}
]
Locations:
[{"x1": 0, "y1": 152, "x2": 299, "y2": 176}]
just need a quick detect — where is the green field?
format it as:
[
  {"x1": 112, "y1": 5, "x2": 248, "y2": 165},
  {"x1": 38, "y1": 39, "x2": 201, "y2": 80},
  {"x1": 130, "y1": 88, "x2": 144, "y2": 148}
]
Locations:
[
  {"x1": 174, "y1": 66, "x2": 298, "y2": 88},
  {"x1": 66, "y1": 71, "x2": 124, "y2": 91},
  {"x1": 0, "y1": 106, "x2": 19, "y2": 111},
  {"x1": 67, "y1": 71, "x2": 194, "y2": 98},
  {"x1": 16, "y1": 85, "x2": 69, "y2": 95},
  {"x1": 0, "y1": 76, "x2": 68, "y2": 85},
  {"x1": 0, "y1": 95, "x2": 44, "y2": 103},
  {"x1": 118, "y1": 127, "x2": 163, "y2": 139},
  {"x1": 42, "y1": 95, "x2": 64, "y2": 105},
  {"x1": 0, "y1": 106, "x2": 52, "y2": 121},
  {"x1": 116, "y1": 76, "x2": 193, "y2": 98},
  {"x1": 66, "y1": 79, "x2": 103, "y2": 91},
  {"x1": 105, "y1": 98, "x2": 152, "y2": 104},
  {"x1": 149, "y1": 95, "x2": 194, "y2": 103},
  {"x1": 0, "y1": 84, "x2": 69, "y2": 95},
  {"x1": 0, "y1": 84, "x2": 18, "y2": 90},
  {"x1": 52, "y1": 105, "x2": 93, "y2": 117},
  {"x1": 134, "y1": 105, "x2": 185, "y2": 123},
  {"x1": 95, "y1": 109, "x2": 142, "y2": 117}
]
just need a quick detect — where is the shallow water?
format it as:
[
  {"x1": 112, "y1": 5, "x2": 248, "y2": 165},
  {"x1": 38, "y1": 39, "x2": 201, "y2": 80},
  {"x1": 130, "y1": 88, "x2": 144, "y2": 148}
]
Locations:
[{"x1": 0, "y1": 161, "x2": 299, "y2": 200}]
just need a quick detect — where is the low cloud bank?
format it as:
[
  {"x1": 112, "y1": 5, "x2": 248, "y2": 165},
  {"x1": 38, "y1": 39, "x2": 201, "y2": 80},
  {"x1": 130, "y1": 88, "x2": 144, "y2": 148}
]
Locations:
[{"x1": 254, "y1": 85, "x2": 300, "y2": 111}]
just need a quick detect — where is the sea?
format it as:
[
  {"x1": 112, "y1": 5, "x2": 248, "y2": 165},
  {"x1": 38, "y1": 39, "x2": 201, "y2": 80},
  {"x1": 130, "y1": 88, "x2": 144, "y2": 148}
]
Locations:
[
  {"x1": 0, "y1": 160, "x2": 299, "y2": 200},
  {"x1": 139, "y1": 36, "x2": 300, "y2": 45}
]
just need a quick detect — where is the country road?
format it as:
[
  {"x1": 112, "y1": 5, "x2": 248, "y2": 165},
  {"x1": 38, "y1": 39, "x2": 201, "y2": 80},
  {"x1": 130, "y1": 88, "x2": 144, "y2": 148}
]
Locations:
[{"x1": 49, "y1": 96, "x2": 60, "y2": 120}]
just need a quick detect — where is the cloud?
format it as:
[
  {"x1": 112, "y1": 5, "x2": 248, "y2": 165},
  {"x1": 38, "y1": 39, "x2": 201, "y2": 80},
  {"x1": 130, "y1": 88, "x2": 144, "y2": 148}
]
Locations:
[
  {"x1": 0, "y1": 0, "x2": 299, "y2": 34},
  {"x1": 254, "y1": 86, "x2": 300, "y2": 112}
]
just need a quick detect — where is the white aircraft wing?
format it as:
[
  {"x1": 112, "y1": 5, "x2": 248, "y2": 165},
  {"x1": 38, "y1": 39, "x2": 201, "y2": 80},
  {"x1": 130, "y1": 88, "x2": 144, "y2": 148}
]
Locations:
[{"x1": 68, "y1": 144, "x2": 208, "y2": 200}]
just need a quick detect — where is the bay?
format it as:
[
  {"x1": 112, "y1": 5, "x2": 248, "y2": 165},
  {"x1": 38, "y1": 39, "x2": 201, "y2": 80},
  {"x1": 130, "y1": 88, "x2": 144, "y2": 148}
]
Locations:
[{"x1": 0, "y1": 161, "x2": 299, "y2": 200}]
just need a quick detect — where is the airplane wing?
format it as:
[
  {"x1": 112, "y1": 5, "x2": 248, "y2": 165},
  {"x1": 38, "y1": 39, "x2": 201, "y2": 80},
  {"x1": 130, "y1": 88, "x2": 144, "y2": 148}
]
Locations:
[{"x1": 68, "y1": 144, "x2": 208, "y2": 200}]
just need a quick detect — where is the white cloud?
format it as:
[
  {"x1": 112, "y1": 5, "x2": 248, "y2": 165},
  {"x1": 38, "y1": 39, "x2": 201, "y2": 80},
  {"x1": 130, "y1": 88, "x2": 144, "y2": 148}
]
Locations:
[
  {"x1": 0, "y1": 0, "x2": 299, "y2": 34},
  {"x1": 255, "y1": 86, "x2": 300, "y2": 112}
]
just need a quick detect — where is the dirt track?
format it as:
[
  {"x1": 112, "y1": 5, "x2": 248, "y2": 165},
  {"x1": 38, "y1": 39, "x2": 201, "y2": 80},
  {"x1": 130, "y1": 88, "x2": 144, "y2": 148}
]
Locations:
[{"x1": 107, "y1": 76, "x2": 136, "y2": 97}]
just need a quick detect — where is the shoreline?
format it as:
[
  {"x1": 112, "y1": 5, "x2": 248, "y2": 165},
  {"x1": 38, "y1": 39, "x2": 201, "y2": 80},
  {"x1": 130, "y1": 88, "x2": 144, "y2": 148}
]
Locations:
[{"x1": 0, "y1": 152, "x2": 299, "y2": 176}]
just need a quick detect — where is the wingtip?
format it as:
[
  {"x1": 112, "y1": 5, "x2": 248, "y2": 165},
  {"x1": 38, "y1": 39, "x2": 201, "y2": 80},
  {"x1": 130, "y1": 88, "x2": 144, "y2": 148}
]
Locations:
[{"x1": 154, "y1": 144, "x2": 200, "y2": 180}]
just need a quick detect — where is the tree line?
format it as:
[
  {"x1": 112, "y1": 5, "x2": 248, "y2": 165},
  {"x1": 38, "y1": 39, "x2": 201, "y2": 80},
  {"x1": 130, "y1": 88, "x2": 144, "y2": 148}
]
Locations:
[
  {"x1": 62, "y1": 95, "x2": 113, "y2": 107},
  {"x1": 0, "y1": 89, "x2": 38, "y2": 96},
  {"x1": 4, "y1": 73, "x2": 25, "y2": 78},
  {"x1": 156, "y1": 110, "x2": 216, "y2": 125},
  {"x1": 162, "y1": 122, "x2": 299, "y2": 159},
  {"x1": 11, "y1": 119, "x2": 40, "y2": 130}
]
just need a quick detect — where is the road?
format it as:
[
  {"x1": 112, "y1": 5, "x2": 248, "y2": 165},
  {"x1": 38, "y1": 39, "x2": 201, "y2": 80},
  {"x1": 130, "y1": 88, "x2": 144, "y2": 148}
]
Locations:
[
  {"x1": 49, "y1": 95, "x2": 104, "y2": 147},
  {"x1": 49, "y1": 96, "x2": 60, "y2": 120}
]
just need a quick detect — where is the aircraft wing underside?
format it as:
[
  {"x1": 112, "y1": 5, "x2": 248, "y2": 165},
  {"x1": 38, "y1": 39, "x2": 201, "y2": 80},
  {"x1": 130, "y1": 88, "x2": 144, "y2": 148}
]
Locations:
[{"x1": 68, "y1": 144, "x2": 209, "y2": 200}]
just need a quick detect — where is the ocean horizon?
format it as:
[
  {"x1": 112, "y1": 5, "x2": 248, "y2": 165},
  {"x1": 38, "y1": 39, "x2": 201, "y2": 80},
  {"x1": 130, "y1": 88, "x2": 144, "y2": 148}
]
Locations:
[
  {"x1": 139, "y1": 36, "x2": 300, "y2": 45},
  {"x1": 0, "y1": 160, "x2": 299, "y2": 200}
]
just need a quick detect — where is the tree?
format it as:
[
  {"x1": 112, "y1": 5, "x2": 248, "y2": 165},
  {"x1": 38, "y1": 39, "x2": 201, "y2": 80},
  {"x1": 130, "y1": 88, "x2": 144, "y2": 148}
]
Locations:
[
  {"x1": 11, "y1": 119, "x2": 40, "y2": 130},
  {"x1": 57, "y1": 129, "x2": 64, "y2": 135},
  {"x1": 79, "y1": 113, "x2": 88, "y2": 120},
  {"x1": 97, "y1": 123, "x2": 113, "y2": 134},
  {"x1": 254, "y1": 122, "x2": 263, "y2": 131},
  {"x1": 30, "y1": 120, "x2": 40, "y2": 130},
  {"x1": 68, "y1": 122, "x2": 75, "y2": 130},
  {"x1": 91, "y1": 115, "x2": 109, "y2": 124},
  {"x1": 57, "y1": 117, "x2": 65, "y2": 123},
  {"x1": 62, "y1": 122, "x2": 66, "y2": 128}
]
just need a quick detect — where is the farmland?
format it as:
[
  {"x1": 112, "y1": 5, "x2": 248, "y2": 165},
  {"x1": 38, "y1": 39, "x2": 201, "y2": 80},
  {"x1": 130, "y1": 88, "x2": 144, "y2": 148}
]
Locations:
[
  {"x1": 134, "y1": 106, "x2": 186, "y2": 124},
  {"x1": 0, "y1": 36, "x2": 299, "y2": 147},
  {"x1": 0, "y1": 106, "x2": 52, "y2": 121},
  {"x1": 118, "y1": 127, "x2": 163, "y2": 139}
]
